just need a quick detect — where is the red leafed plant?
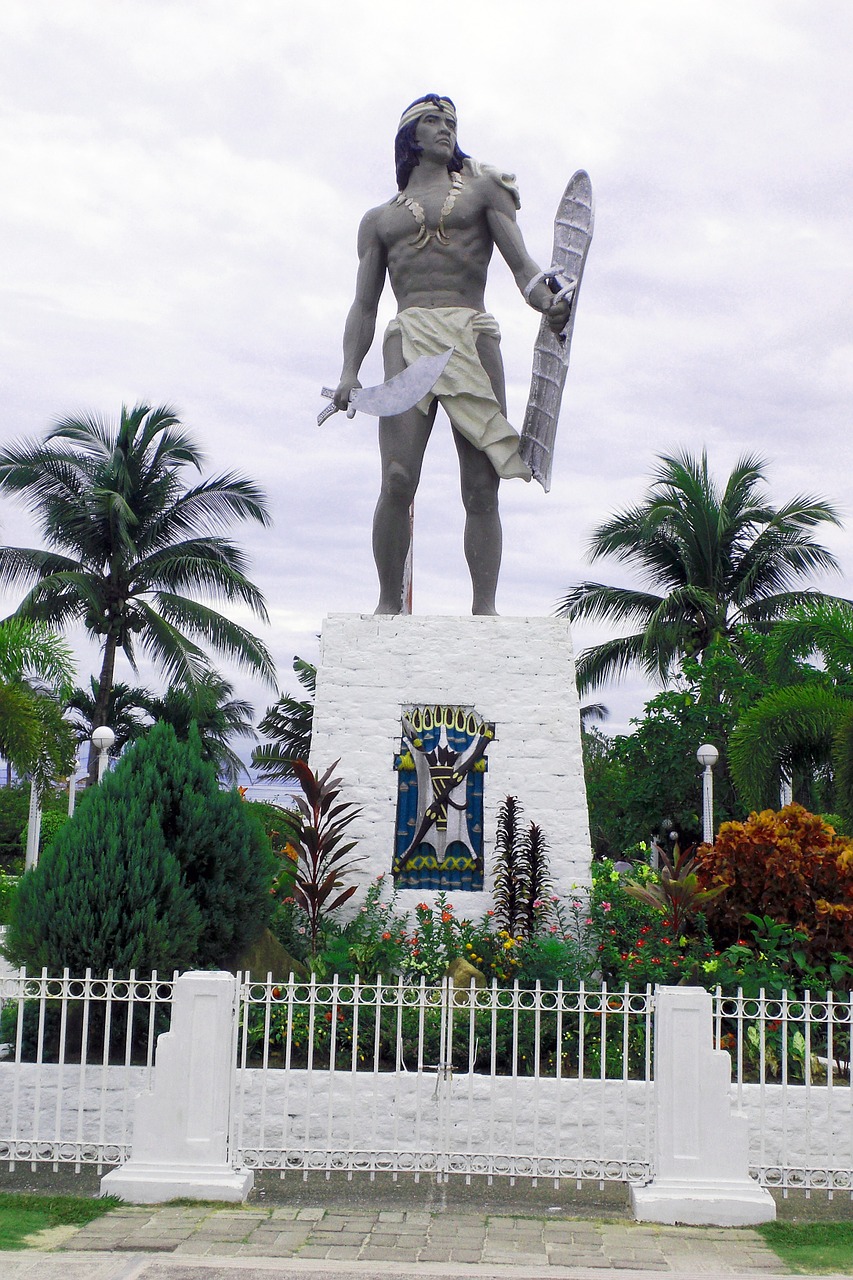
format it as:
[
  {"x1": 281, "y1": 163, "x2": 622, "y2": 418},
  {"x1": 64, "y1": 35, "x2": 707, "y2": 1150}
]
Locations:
[
  {"x1": 694, "y1": 804, "x2": 853, "y2": 965},
  {"x1": 621, "y1": 839, "x2": 725, "y2": 938},
  {"x1": 289, "y1": 759, "x2": 364, "y2": 953}
]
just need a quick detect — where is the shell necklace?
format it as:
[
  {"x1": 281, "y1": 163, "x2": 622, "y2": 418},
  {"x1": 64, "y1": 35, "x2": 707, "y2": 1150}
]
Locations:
[{"x1": 395, "y1": 173, "x2": 464, "y2": 249}]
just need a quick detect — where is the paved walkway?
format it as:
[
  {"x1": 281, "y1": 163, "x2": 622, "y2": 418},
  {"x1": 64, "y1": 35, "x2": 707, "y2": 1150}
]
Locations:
[{"x1": 0, "y1": 1202, "x2": 795, "y2": 1278}]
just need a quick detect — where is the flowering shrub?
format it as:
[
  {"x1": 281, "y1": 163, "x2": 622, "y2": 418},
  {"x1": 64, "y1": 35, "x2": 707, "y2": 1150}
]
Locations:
[{"x1": 589, "y1": 858, "x2": 716, "y2": 986}]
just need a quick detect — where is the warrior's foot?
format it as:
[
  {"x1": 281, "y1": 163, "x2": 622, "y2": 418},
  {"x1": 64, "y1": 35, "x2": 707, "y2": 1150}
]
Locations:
[
  {"x1": 472, "y1": 602, "x2": 499, "y2": 617},
  {"x1": 374, "y1": 598, "x2": 404, "y2": 616}
]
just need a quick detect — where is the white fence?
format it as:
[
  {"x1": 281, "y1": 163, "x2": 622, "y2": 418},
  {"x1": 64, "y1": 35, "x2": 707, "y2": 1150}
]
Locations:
[
  {"x1": 233, "y1": 976, "x2": 654, "y2": 1183},
  {"x1": 712, "y1": 987, "x2": 853, "y2": 1195},
  {"x1": 0, "y1": 969, "x2": 174, "y2": 1170},
  {"x1": 0, "y1": 970, "x2": 851, "y2": 1196}
]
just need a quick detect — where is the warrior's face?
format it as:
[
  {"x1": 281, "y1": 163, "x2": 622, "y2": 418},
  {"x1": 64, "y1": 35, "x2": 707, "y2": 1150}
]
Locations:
[{"x1": 414, "y1": 107, "x2": 457, "y2": 164}]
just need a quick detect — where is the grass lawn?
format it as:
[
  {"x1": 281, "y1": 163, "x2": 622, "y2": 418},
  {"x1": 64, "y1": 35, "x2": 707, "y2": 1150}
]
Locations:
[
  {"x1": 0, "y1": 1192, "x2": 119, "y2": 1250},
  {"x1": 758, "y1": 1221, "x2": 853, "y2": 1274}
]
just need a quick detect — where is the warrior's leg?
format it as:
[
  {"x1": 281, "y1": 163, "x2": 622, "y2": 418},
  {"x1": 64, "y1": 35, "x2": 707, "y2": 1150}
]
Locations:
[
  {"x1": 452, "y1": 332, "x2": 506, "y2": 616},
  {"x1": 373, "y1": 329, "x2": 435, "y2": 614}
]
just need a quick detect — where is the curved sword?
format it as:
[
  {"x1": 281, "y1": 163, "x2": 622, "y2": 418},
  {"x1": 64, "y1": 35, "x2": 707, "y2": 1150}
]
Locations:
[{"x1": 318, "y1": 348, "x2": 454, "y2": 426}]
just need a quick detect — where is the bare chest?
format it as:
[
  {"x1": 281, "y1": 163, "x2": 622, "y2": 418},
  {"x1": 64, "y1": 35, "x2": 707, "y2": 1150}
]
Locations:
[{"x1": 378, "y1": 175, "x2": 489, "y2": 253}]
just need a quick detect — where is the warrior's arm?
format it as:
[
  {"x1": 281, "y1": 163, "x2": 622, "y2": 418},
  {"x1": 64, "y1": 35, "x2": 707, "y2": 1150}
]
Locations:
[
  {"x1": 486, "y1": 186, "x2": 571, "y2": 331},
  {"x1": 334, "y1": 209, "x2": 387, "y2": 411}
]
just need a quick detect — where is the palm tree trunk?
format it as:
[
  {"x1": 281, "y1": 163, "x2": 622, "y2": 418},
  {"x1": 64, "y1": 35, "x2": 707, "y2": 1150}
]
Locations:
[{"x1": 87, "y1": 636, "x2": 118, "y2": 785}]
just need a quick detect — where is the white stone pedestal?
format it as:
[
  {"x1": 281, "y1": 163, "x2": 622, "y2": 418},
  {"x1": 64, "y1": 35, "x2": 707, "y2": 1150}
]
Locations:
[
  {"x1": 631, "y1": 986, "x2": 775, "y2": 1226},
  {"x1": 308, "y1": 615, "x2": 592, "y2": 915},
  {"x1": 101, "y1": 971, "x2": 252, "y2": 1203}
]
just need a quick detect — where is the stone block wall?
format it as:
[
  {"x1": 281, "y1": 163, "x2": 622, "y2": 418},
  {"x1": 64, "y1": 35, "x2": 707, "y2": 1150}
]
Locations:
[{"x1": 308, "y1": 615, "x2": 593, "y2": 916}]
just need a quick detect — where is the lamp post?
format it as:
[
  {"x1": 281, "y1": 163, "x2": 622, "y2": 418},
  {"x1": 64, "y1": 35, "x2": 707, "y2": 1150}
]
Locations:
[
  {"x1": 696, "y1": 743, "x2": 719, "y2": 845},
  {"x1": 91, "y1": 726, "x2": 116, "y2": 782}
]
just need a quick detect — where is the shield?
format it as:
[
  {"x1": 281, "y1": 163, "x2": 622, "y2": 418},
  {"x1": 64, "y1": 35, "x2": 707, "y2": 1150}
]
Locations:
[{"x1": 519, "y1": 170, "x2": 595, "y2": 492}]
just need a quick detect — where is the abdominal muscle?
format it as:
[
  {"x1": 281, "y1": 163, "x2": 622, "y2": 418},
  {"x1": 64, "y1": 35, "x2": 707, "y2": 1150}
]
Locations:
[{"x1": 384, "y1": 217, "x2": 493, "y2": 314}]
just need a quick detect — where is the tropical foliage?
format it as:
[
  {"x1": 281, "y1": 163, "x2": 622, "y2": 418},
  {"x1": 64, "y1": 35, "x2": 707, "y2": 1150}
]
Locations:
[
  {"x1": 0, "y1": 619, "x2": 77, "y2": 795},
  {"x1": 559, "y1": 450, "x2": 844, "y2": 694},
  {"x1": 695, "y1": 804, "x2": 853, "y2": 967},
  {"x1": 65, "y1": 677, "x2": 151, "y2": 757},
  {"x1": 252, "y1": 657, "x2": 315, "y2": 782},
  {"x1": 492, "y1": 795, "x2": 552, "y2": 939},
  {"x1": 621, "y1": 838, "x2": 725, "y2": 937},
  {"x1": 141, "y1": 673, "x2": 255, "y2": 785},
  {"x1": 0, "y1": 403, "x2": 275, "y2": 781},
  {"x1": 729, "y1": 602, "x2": 853, "y2": 823},
  {"x1": 284, "y1": 759, "x2": 363, "y2": 954},
  {"x1": 581, "y1": 641, "x2": 770, "y2": 853}
]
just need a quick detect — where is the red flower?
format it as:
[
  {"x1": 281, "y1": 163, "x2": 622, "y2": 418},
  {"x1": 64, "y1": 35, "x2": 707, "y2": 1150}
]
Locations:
[
  {"x1": 441, "y1": 911, "x2": 453, "y2": 923},
  {"x1": 382, "y1": 931, "x2": 391, "y2": 941}
]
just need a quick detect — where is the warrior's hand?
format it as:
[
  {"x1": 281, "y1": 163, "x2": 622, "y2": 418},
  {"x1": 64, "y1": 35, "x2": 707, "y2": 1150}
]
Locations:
[
  {"x1": 334, "y1": 377, "x2": 362, "y2": 415},
  {"x1": 543, "y1": 289, "x2": 573, "y2": 333}
]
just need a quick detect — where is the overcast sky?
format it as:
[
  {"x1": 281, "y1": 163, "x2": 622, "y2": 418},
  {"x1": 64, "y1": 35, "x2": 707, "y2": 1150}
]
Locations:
[{"x1": 1, "y1": 0, "x2": 851, "y2": 762}]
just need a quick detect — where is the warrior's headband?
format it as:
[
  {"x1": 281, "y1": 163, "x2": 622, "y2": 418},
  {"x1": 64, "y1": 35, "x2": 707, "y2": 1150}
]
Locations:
[{"x1": 397, "y1": 96, "x2": 457, "y2": 133}]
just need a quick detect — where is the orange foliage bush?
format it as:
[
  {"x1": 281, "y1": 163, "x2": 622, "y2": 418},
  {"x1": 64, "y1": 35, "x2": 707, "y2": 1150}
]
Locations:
[{"x1": 695, "y1": 804, "x2": 853, "y2": 964}]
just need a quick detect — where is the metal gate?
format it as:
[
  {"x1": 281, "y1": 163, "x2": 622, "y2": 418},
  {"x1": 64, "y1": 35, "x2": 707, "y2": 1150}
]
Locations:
[{"x1": 231, "y1": 975, "x2": 655, "y2": 1184}]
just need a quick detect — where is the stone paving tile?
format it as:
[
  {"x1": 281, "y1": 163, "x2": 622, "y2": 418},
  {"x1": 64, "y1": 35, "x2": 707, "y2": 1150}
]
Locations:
[
  {"x1": 308, "y1": 1230, "x2": 371, "y2": 1246},
  {"x1": 295, "y1": 1206, "x2": 325, "y2": 1219},
  {"x1": 173, "y1": 1239, "x2": 222, "y2": 1255},
  {"x1": 360, "y1": 1246, "x2": 421, "y2": 1261}
]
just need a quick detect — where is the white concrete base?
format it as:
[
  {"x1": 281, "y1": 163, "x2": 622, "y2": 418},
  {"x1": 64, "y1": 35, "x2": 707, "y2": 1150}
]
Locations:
[
  {"x1": 99, "y1": 972, "x2": 249, "y2": 1205},
  {"x1": 101, "y1": 1162, "x2": 253, "y2": 1204},
  {"x1": 309, "y1": 614, "x2": 592, "y2": 912},
  {"x1": 631, "y1": 1179, "x2": 776, "y2": 1226}
]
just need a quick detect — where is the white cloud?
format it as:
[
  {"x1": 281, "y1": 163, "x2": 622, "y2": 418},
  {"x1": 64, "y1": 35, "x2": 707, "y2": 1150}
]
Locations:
[{"x1": 0, "y1": 0, "x2": 851, "y2": 746}]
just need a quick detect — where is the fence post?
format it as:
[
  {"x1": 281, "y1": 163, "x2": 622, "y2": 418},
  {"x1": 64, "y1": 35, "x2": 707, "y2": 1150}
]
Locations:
[
  {"x1": 631, "y1": 985, "x2": 775, "y2": 1225},
  {"x1": 101, "y1": 970, "x2": 252, "y2": 1203}
]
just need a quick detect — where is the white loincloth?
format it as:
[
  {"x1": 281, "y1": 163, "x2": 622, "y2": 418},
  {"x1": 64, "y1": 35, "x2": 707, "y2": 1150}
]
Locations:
[{"x1": 385, "y1": 307, "x2": 531, "y2": 482}]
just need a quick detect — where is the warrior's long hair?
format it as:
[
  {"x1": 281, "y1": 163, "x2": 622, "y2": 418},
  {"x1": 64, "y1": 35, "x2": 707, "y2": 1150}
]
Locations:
[{"x1": 395, "y1": 93, "x2": 469, "y2": 191}]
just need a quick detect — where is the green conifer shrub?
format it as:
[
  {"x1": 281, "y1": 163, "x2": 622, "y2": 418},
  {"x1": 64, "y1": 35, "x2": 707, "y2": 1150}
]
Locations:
[{"x1": 4, "y1": 721, "x2": 275, "y2": 974}]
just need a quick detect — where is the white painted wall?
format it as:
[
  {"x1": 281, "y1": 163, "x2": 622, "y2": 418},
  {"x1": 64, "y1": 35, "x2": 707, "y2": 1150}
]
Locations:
[
  {"x1": 309, "y1": 614, "x2": 593, "y2": 917},
  {"x1": 1, "y1": 1065, "x2": 850, "y2": 1175}
]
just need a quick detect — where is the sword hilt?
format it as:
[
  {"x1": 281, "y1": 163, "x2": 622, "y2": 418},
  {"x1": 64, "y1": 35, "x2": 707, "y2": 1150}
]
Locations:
[
  {"x1": 317, "y1": 390, "x2": 338, "y2": 426},
  {"x1": 318, "y1": 386, "x2": 351, "y2": 426}
]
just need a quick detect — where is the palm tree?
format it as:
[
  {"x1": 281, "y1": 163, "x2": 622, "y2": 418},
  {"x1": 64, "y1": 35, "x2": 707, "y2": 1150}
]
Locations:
[
  {"x1": 252, "y1": 656, "x2": 315, "y2": 782},
  {"x1": 729, "y1": 602, "x2": 853, "y2": 823},
  {"x1": 0, "y1": 404, "x2": 275, "y2": 781},
  {"x1": 0, "y1": 618, "x2": 77, "y2": 792},
  {"x1": 142, "y1": 673, "x2": 255, "y2": 786},
  {"x1": 66, "y1": 677, "x2": 152, "y2": 758},
  {"x1": 558, "y1": 451, "x2": 845, "y2": 694}
]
